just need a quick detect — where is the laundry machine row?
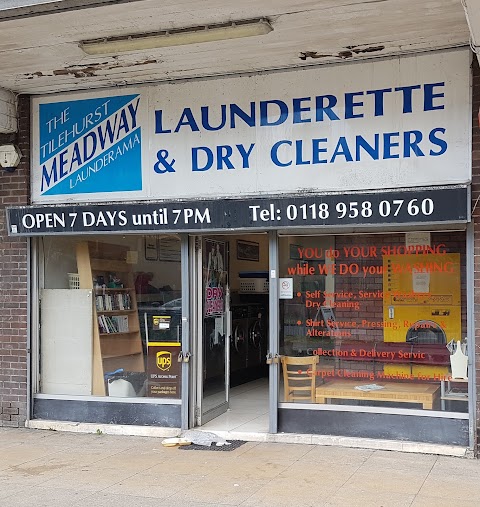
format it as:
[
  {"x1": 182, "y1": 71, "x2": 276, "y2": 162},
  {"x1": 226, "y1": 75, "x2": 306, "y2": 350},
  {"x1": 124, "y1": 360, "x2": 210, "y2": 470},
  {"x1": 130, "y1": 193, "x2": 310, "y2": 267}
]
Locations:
[{"x1": 230, "y1": 303, "x2": 268, "y2": 387}]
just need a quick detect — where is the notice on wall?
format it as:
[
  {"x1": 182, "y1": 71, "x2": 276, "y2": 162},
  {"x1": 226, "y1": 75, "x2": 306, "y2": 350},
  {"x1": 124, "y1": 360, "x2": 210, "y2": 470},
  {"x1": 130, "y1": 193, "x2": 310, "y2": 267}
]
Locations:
[
  {"x1": 412, "y1": 268, "x2": 430, "y2": 293},
  {"x1": 152, "y1": 315, "x2": 171, "y2": 330},
  {"x1": 279, "y1": 278, "x2": 293, "y2": 299},
  {"x1": 146, "y1": 341, "x2": 181, "y2": 398},
  {"x1": 406, "y1": 232, "x2": 431, "y2": 248}
]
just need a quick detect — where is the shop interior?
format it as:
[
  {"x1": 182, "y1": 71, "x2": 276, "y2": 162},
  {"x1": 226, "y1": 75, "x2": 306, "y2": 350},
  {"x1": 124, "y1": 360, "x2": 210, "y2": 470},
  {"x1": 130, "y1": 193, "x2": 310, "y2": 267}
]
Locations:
[
  {"x1": 38, "y1": 232, "x2": 271, "y2": 432},
  {"x1": 39, "y1": 234, "x2": 184, "y2": 399},
  {"x1": 37, "y1": 228, "x2": 467, "y2": 433},
  {"x1": 278, "y1": 232, "x2": 468, "y2": 414}
]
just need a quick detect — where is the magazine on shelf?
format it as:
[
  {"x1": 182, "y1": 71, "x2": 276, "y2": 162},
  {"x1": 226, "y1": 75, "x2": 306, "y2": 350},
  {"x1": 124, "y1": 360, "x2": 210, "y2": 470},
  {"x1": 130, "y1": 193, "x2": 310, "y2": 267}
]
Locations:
[
  {"x1": 111, "y1": 315, "x2": 129, "y2": 332},
  {"x1": 97, "y1": 316, "x2": 107, "y2": 333},
  {"x1": 95, "y1": 292, "x2": 131, "y2": 312}
]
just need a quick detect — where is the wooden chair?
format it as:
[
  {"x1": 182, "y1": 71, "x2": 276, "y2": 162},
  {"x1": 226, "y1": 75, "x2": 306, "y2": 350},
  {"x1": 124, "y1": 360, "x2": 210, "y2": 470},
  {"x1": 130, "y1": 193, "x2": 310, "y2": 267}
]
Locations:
[{"x1": 280, "y1": 355, "x2": 319, "y2": 402}]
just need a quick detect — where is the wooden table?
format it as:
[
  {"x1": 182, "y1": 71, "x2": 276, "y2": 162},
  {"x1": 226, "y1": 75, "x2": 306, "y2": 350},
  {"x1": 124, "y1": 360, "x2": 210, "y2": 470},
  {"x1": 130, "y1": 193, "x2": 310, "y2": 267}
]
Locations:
[{"x1": 316, "y1": 381, "x2": 439, "y2": 409}]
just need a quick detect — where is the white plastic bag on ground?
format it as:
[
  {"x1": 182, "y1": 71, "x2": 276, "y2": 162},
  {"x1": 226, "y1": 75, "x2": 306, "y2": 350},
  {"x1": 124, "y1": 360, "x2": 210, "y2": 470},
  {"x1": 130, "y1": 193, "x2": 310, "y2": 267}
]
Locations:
[{"x1": 181, "y1": 430, "x2": 231, "y2": 446}]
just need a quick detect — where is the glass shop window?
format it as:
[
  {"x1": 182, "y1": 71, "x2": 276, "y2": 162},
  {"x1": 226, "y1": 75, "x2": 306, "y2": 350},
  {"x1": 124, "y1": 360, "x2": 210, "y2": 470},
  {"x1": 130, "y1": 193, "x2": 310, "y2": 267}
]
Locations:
[
  {"x1": 39, "y1": 235, "x2": 182, "y2": 400},
  {"x1": 279, "y1": 232, "x2": 468, "y2": 413}
]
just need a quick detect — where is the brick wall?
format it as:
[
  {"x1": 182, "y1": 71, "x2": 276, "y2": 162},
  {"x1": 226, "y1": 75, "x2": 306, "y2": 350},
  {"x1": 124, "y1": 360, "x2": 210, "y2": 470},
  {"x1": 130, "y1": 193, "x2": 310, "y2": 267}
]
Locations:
[
  {"x1": 472, "y1": 57, "x2": 480, "y2": 454},
  {"x1": 0, "y1": 96, "x2": 29, "y2": 427}
]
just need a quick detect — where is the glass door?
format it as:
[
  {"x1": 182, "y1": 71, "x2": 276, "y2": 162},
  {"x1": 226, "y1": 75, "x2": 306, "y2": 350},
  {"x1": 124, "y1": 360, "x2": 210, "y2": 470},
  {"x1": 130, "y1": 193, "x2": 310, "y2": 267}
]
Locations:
[{"x1": 196, "y1": 238, "x2": 230, "y2": 425}]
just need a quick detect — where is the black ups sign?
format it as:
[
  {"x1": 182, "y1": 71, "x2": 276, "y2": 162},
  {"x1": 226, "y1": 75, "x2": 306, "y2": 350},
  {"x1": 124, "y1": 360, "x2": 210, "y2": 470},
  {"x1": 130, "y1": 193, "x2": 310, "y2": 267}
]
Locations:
[
  {"x1": 7, "y1": 187, "x2": 468, "y2": 236},
  {"x1": 146, "y1": 341, "x2": 181, "y2": 398}
]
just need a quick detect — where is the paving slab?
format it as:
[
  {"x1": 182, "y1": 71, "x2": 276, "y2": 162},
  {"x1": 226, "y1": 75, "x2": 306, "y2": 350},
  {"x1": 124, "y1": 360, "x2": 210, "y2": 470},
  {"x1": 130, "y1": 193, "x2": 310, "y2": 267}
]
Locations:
[
  {"x1": 101, "y1": 471, "x2": 204, "y2": 499},
  {"x1": 326, "y1": 488, "x2": 416, "y2": 507},
  {"x1": 239, "y1": 476, "x2": 339, "y2": 507},
  {"x1": 417, "y1": 472, "x2": 480, "y2": 502},
  {"x1": 167, "y1": 476, "x2": 269, "y2": 505},
  {"x1": 239, "y1": 442, "x2": 314, "y2": 460},
  {"x1": 1, "y1": 486, "x2": 92, "y2": 507},
  {"x1": 299, "y1": 444, "x2": 374, "y2": 465},
  {"x1": 344, "y1": 468, "x2": 429, "y2": 495},
  {"x1": 411, "y1": 496, "x2": 480, "y2": 507}
]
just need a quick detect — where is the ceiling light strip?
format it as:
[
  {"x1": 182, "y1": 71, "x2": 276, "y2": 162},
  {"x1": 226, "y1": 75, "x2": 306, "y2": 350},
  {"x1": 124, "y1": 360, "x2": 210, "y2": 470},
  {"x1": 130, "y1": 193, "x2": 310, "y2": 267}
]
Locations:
[{"x1": 80, "y1": 18, "x2": 273, "y2": 55}]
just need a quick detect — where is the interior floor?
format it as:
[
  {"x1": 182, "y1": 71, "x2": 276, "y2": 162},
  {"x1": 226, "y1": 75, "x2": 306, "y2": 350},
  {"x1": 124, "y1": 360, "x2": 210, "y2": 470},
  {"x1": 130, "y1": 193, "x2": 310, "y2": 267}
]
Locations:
[{"x1": 201, "y1": 377, "x2": 269, "y2": 433}]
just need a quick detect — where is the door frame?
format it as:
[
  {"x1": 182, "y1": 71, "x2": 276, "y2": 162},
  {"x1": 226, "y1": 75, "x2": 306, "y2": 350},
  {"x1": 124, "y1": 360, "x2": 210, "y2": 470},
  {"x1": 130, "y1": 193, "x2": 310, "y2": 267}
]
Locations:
[
  {"x1": 268, "y1": 230, "x2": 279, "y2": 433},
  {"x1": 180, "y1": 234, "x2": 190, "y2": 430},
  {"x1": 187, "y1": 235, "x2": 198, "y2": 429},
  {"x1": 191, "y1": 235, "x2": 230, "y2": 427},
  {"x1": 187, "y1": 231, "x2": 279, "y2": 433}
]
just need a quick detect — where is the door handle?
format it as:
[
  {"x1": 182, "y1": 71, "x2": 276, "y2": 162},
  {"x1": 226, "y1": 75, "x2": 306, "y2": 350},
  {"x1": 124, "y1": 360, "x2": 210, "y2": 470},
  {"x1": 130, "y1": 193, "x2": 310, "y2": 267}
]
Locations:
[{"x1": 266, "y1": 353, "x2": 280, "y2": 365}]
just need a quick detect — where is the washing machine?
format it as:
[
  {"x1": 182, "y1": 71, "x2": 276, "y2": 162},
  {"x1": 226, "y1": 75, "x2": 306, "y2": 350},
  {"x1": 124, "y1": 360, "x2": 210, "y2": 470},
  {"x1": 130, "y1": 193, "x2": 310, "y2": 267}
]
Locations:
[
  {"x1": 230, "y1": 305, "x2": 248, "y2": 375},
  {"x1": 246, "y1": 305, "x2": 267, "y2": 369}
]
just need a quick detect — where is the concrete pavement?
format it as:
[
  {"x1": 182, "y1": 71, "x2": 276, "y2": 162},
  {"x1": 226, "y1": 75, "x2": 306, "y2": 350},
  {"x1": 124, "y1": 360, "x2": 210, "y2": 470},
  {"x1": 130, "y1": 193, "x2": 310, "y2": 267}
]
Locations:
[{"x1": 1, "y1": 427, "x2": 479, "y2": 507}]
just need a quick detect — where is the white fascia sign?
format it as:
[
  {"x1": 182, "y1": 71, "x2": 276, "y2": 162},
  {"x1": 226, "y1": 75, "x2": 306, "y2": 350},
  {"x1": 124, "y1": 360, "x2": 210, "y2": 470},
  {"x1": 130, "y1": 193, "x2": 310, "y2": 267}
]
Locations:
[{"x1": 31, "y1": 49, "x2": 471, "y2": 204}]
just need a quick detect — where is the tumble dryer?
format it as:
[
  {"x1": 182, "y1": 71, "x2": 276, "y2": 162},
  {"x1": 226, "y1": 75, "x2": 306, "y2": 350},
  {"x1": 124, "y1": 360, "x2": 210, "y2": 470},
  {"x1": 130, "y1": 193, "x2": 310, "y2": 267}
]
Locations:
[{"x1": 382, "y1": 252, "x2": 461, "y2": 377}]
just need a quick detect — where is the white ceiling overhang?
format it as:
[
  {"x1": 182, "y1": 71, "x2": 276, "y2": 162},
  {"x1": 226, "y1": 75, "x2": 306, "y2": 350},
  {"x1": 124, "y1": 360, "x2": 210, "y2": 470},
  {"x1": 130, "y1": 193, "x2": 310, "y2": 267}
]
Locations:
[
  {"x1": 0, "y1": 0, "x2": 139, "y2": 18},
  {"x1": 0, "y1": 0, "x2": 471, "y2": 96}
]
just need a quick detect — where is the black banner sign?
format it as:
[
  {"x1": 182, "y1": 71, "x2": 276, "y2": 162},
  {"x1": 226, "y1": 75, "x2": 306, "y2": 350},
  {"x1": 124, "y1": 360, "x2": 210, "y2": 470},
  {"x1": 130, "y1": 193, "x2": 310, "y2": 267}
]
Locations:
[{"x1": 6, "y1": 187, "x2": 468, "y2": 236}]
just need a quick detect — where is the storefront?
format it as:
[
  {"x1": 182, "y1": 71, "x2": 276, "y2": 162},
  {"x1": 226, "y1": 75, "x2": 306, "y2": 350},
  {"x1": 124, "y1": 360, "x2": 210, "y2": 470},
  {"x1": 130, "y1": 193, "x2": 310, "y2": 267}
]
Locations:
[{"x1": 5, "y1": 48, "x2": 476, "y2": 449}]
